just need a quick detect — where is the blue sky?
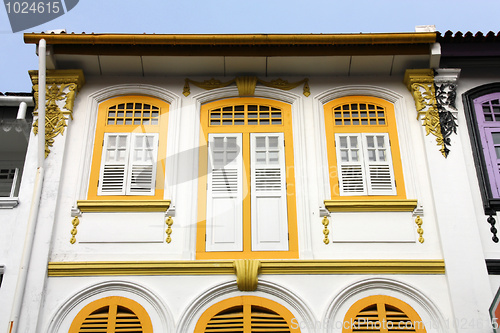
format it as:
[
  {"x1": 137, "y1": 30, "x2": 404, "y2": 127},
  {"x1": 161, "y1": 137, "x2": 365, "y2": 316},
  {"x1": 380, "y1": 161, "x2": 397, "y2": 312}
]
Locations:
[{"x1": 1, "y1": 0, "x2": 500, "y2": 92}]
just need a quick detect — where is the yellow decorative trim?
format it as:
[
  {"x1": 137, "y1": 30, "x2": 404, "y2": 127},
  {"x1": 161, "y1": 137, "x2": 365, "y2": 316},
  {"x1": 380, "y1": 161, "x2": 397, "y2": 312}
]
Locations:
[
  {"x1": 166, "y1": 216, "x2": 173, "y2": 243},
  {"x1": 30, "y1": 70, "x2": 85, "y2": 158},
  {"x1": 415, "y1": 215, "x2": 424, "y2": 243},
  {"x1": 404, "y1": 69, "x2": 446, "y2": 157},
  {"x1": 233, "y1": 259, "x2": 261, "y2": 291},
  {"x1": 77, "y1": 200, "x2": 171, "y2": 212},
  {"x1": 258, "y1": 78, "x2": 310, "y2": 97},
  {"x1": 183, "y1": 78, "x2": 235, "y2": 96},
  {"x1": 235, "y1": 76, "x2": 258, "y2": 96},
  {"x1": 69, "y1": 216, "x2": 79, "y2": 244},
  {"x1": 322, "y1": 216, "x2": 330, "y2": 244},
  {"x1": 324, "y1": 199, "x2": 418, "y2": 212},
  {"x1": 183, "y1": 76, "x2": 310, "y2": 97},
  {"x1": 47, "y1": 259, "x2": 445, "y2": 276}
]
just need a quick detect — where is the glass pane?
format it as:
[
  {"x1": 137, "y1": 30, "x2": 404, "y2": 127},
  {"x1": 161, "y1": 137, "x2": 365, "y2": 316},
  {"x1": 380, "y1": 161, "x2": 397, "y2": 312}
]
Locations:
[
  {"x1": 134, "y1": 149, "x2": 143, "y2": 162},
  {"x1": 226, "y1": 137, "x2": 237, "y2": 150},
  {"x1": 268, "y1": 137, "x2": 279, "y2": 148},
  {"x1": 496, "y1": 147, "x2": 500, "y2": 159},
  {"x1": 256, "y1": 151, "x2": 266, "y2": 164},
  {"x1": 145, "y1": 136, "x2": 154, "y2": 147},
  {"x1": 118, "y1": 136, "x2": 128, "y2": 148},
  {"x1": 377, "y1": 136, "x2": 385, "y2": 147},
  {"x1": 226, "y1": 151, "x2": 238, "y2": 163},
  {"x1": 213, "y1": 137, "x2": 224, "y2": 149},
  {"x1": 339, "y1": 136, "x2": 347, "y2": 148},
  {"x1": 134, "y1": 136, "x2": 143, "y2": 148},
  {"x1": 213, "y1": 152, "x2": 224, "y2": 167},
  {"x1": 125, "y1": 119, "x2": 133, "y2": 125},
  {"x1": 351, "y1": 149, "x2": 359, "y2": 162},
  {"x1": 340, "y1": 150, "x2": 349, "y2": 162},
  {"x1": 256, "y1": 137, "x2": 266, "y2": 149},
  {"x1": 117, "y1": 149, "x2": 126, "y2": 162},
  {"x1": 107, "y1": 150, "x2": 116, "y2": 161},
  {"x1": 379, "y1": 149, "x2": 387, "y2": 161},
  {"x1": 126, "y1": 111, "x2": 133, "y2": 117},
  {"x1": 269, "y1": 151, "x2": 279, "y2": 164},
  {"x1": 350, "y1": 136, "x2": 358, "y2": 148},
  {"x1": 366, "y1": 136, "x2": 374, "y2": 148},
  {"x1": 368, "y1": 149, "x2": 376, "y2": 161},
  {"x1": 492, "y1": 133, "x2": 500, "y2": 145}
]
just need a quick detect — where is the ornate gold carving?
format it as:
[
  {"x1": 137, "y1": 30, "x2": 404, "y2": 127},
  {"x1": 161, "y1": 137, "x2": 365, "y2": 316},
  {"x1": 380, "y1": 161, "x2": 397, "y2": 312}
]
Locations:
[
  {"x1": 415, "y1": 215, "x2": 424, "y2": 243},
  {"x1": 29, "y1": 70, "x2": 85, "y2": 158},
  {"x1": 235, "y1": 76, "x2": 258, "y2": 96},
  {"x1": 404, "y1": 69, "x2": 446, "y2": 157},
  {"x1": 322, "y1": 216, "x2": 330, "y2": 244},
  {"x1": 258, "y1": 78, "x2": 310, "y2": 97},
  {"x1": 70, "y1": 216, "x2": 79, "y2": 244},
  {"x1": 183, "y1": 76, "x2": 310, "y2": 97},
  {"x1": 47, "y1": 259, "x2": 446, "y2": 276},
  {"x1": 166, "y1": 216, "x2": 173, "y2": 243},
  {"x1": 183, "y1": 78, "x2": 235, "y2": 96},
  {"x1": 233, "y1": 259, "x2": 261, "y2": 291}
]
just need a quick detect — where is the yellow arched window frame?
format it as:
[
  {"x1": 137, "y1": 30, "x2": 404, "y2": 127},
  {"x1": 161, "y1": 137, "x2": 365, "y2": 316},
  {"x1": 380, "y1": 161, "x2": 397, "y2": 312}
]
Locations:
[
  {"x1": 195, "y1": 296, "x2": 300, "y2": 332},
  {"x1": 342, "y1": 295, "x2": 426, "y2": 333},
  {"x1": 69, "y1": 296, "x2": 153, "y2": 333},
  {"x1": 196, "y1": 97, "x2": 298, "y2": 259},
  {"x1": 324, "y1": 96, "x2": 406, "y2": 199},
  {"x1": 88, "y1": 96, "x2": 169, "y2": 200}
]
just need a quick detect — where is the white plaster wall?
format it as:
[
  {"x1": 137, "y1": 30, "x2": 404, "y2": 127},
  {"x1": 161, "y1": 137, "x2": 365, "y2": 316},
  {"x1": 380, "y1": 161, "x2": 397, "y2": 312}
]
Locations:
[
  {"x1": 37, "y1": 274, "x2": 453, "y2": 333},
  {"x1": 48, "y1": 75, "x2": 444, "y2": 262}
]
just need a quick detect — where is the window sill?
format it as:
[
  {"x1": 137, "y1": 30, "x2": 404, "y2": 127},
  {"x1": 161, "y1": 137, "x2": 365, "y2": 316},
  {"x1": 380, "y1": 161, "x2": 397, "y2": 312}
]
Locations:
[
  {"x1": 0, "y1": 197, "x2": 19, "y2": 209},
  {"x1": 77, "y1": 200, "x2": 171, "y2": 212},
  {"x1": 324, "y1": 199, "x2": 418, "y2": 212}
]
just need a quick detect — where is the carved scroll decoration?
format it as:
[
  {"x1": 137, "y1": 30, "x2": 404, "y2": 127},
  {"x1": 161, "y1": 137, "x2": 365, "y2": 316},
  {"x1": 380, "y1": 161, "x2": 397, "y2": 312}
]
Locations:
[
  {"x1": 29, "y1": 70, "x2": 85, "y2": 158},
  {"x1": 488, "y1": 215, "x2": 499, "y2": 243},
  {"x1": 166, "y1": 216, "x2": 173, "y2": 243},
  {"x1": 434, "y1": 69, "x2": 460, "y2": 157},
  {"x1": 404, "y1": 69, "x2": 447, "y2": 157},
  {"x1": 414, "y1": 215, "x2": 424, "y2": 243},
  {"x1": 322, "y1": 216, "x2": 330, "y2": 244},
  {"x1": 233, "y1": 259, "x2": 261, "y2": 291},
  {"x1": 70, "y1": 216, "x2": 80, "y2": 244},
  {"x1": 183, "y1": 76, "x2": 310, "y2": 97}
]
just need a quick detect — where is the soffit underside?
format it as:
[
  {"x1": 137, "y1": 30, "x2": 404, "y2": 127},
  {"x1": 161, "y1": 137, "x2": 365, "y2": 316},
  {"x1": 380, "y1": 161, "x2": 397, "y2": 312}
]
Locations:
[{"x1": 53, "y1": 54, "x2": 430, "y2": 77}]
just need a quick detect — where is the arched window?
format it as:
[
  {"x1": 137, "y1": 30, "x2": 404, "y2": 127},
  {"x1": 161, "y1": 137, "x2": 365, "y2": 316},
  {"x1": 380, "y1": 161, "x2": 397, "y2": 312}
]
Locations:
[
  {"x1": 69, "y1": 296, "x2": 153, "y2": 333},
  {"x1": 197, "y1": 97, "x2": 298, "y2": 259},
  {"x1": 87, "y1": 96, "x2": 169, "y2": 200},
  {"x1": 195, "y1": 296, "x2": 300, "y2": 332},
  {"x1": 342, "y1": 295, "x2": 426, "y2": 332},
  {"x1": 323, "y1": 96, "x2": 406, "y2": 199}
]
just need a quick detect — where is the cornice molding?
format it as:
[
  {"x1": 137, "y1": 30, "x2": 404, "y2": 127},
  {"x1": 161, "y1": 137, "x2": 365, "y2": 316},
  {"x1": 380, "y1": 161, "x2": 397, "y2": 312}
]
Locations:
[
  {"x1": 76, "y1": 200, "x2": 171, "y2": 212},
  {"x1": 48, "y1": 259, "x2": 445, "y2": 277},
  {"x1": 324, "y1": 199, "x2": 418, "y2": 212}
]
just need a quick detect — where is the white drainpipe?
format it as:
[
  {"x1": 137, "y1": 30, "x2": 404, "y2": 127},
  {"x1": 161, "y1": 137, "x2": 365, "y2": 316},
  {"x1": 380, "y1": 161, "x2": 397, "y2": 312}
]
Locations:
[{"x1": 8, "y1": 38, "x2": 46, "y2": 333}]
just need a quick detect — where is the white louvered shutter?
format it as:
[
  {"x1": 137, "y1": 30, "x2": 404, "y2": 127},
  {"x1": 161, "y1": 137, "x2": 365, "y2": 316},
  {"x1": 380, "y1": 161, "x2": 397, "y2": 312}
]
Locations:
[
  {"x1": 206, "y1": 134, "x2": 243, "y2": 252},
  {"x1": 335, "y1": 133, "x2": 367, "y2": 195},
  {"x1": 362, "y1": 133, "x2": 396, "y2": 195},
  {"x1": 98, "y1": 133, "x2": 131, "y2": 195},
  {"x1": 126, "y1": 133, "x2": 159, "y2": 195},
  {"x1": 251, "y1": 133, "x2": 289, "y2": 251}
]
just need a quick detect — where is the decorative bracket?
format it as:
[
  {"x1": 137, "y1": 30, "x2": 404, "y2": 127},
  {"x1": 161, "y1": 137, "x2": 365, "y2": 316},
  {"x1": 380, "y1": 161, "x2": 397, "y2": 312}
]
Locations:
[
  {"x1": 165, "y1": 205, "x2": 175, "y2": 244},
  {"x1": 183, "y1": 76, "x2": 310, "y2": 97},
  {"x1": 488, "y1": 215, "x2": 499, "y2": 243},
  {"x1": 30, "y1": 69, "x2": 85, "y2": 158},
  {"x1": 435, "y1": 69, "x2": 460, "y2": 157},
  {"x1": 233, "y1": 259, "x2": 261, "y2": 291},
  {"x1": 404, "y1": 69, "x2": 460, "y2": 157}
]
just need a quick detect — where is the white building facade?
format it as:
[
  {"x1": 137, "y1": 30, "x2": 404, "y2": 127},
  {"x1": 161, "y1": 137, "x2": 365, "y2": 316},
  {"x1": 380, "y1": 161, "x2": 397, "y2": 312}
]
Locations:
[{"x1": 1, "y1": 30, "x2": 498, "y2": 332}]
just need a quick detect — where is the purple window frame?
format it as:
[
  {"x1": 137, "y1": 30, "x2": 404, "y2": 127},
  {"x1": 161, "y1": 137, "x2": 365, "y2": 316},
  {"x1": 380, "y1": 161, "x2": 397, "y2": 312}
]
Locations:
[{"x1": 474, "y1": 93, "x2": 500, "y2": 198}]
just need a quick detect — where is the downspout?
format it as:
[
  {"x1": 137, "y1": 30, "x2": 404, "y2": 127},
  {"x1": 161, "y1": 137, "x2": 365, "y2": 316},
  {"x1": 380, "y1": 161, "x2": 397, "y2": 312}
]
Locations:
[{"x1": 8, "y1": 39, "x2": 46, "y2": 333}]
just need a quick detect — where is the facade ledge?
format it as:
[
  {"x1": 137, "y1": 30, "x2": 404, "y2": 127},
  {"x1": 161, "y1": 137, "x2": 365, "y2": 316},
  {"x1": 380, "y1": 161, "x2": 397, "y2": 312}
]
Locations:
[
  {"x1": 48, "y1": 259, "x2": 445, "y2": 277},
  {"x1": 324, "y1": 199, "x2": 418, "y2": 212},
  {"x1": 76, "y1": 200, "x2": 171, "y2": 212},
  {"x1": 0, "y1": 197, "x2": 19, "y2": 209}
]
